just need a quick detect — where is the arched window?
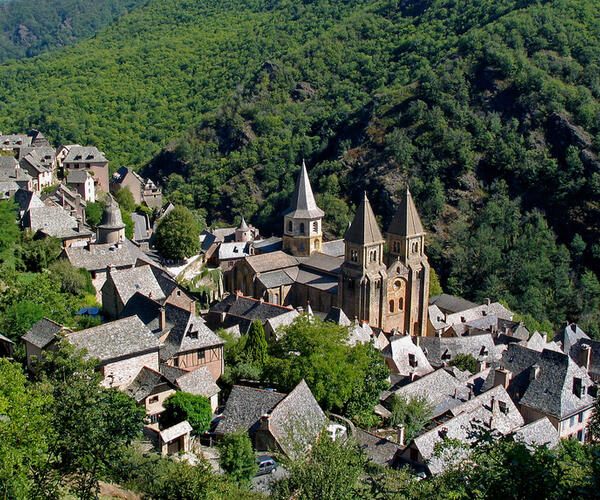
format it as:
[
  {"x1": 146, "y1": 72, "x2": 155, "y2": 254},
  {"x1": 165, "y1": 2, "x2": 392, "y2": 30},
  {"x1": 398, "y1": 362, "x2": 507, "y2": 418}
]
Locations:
[
  {"x1": 389, "y1": 300, "x2": 395, "y2": 313},
  {"x1": 412, "y1": 241, "x2": 419, "y2": 254},
  {"x1": 350, "y1": 249, "x2": 358, "y2": 262},
  {"x1": 300, "y1": 223, "x2": 305, "y2": 235},
  {"x1": 287, "y1": 220, "x2": 293, "y2": 233},
  {"x1": 399, "y1": 298, "x2": 404, "y2": 310},
  {"x1": 393, "y1": 241, "x2": 399, "y2": 253},
  {"x1": 313, "y1": 221, "x2": 318, "y2": 233}
]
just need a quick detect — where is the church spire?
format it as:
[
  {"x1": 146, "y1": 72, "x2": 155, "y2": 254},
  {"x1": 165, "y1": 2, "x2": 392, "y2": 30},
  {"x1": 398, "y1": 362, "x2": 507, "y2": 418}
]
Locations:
[
  {"x1": 387, "y1": 186, "x2": 425, "y2": 238},
  {"x1": 285, "y1": 160, "x2": 324, "y2": 219},
  {"x1": 344, "y1": 192, "x2": 384, "y2": 245}
]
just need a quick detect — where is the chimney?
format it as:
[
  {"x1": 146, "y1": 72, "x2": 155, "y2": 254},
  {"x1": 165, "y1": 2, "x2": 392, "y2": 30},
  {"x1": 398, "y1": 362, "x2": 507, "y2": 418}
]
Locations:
[
  {"x1": 541, "y1": 332, "x2": 548, "y2": 343},
  {"x1": 415, "y1": 335, "x2": 421, "y2": 347},
  {"x1": 529, "y1": 364, "x2": 540, "y2": 382},
  {"x1": 493, "y1": 367, "x2": 512, "y2": 389},
  {"x1": 190, "y1": 300, "x2": 196, "y2": 315},
  {"x1": 438, "y1": 427, "x2": 448, "y2": 439},
  {"x1": 159, "y1": 306, "x2": 166, "y2": 331},
  {"x1": 484, "y1": 298, "x2": 491, "y2": 305},
  {"x1": 579, "y1": 344, "x2": 592, "y2": 371},
  {"x1": 397, "y1": 424, "x2": 405, "y2": 446},
  {"x1": 468, "y1": 387, "x2": 474, "y2": 400},
  {"x1": 476, "y1": 360, "x2": 488, "y2": 372},
  {"x1": 490, "y1": 396, "x2": 499, "y2": 413}
]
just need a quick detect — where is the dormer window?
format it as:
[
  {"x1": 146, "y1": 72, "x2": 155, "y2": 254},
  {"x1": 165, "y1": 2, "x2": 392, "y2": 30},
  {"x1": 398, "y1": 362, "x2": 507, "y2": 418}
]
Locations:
[
  {"x1": 573, "y1": 377, "x2": 583, "y2": 398},
  {"x1": 408, "y1": 353, "x2": 417, "y2": 367},
  {"x1": 189, "y1": 331, "x2": 198, "y2": 340}
]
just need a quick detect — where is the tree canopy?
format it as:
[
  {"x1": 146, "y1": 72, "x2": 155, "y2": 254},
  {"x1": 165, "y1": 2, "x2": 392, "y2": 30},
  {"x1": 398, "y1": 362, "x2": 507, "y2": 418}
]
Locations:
[{"x1": 153, "y1": 205, "x2": 202, "y2": 261}]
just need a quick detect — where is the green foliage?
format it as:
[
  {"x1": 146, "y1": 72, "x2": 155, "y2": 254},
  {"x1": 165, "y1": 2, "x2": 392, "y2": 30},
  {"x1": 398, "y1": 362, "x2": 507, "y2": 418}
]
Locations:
[
  {"x1": 0, "y1": 0, "x2": 148, "y2": 63},
  {"x1": 162, "y1": 392, "x2": 212, "y2": 434},
  {"x1": 386, "y1": 395, "x2": 432, "y2": 443},
  {"x1": 218, "y1": 432, "x2": 257, "y2": 487},
  {"x1": 121, "y1": 208, "x2": 134, "y2": 239},
  {"x1": 264, "y1": 316, "x2": 389, "y2": 417},
  {"x1": 429, "y1": 268, "x2": 443, "y2": 297},
  {"x1": 0, "y1": 359, "x2": 53, "y2": 499},
  {"x1": 154, "y1": 205, "x2": 201, "y2": 261},
  {"x1": 274, "y1": 437, "x2": 367, "y2": 500},
  {"x1": 115, "y1": 186, "x2": 136, "y2": 213},
  {"x1": 0, "y1": 200, "x2": 20, "y2": 268},
  {"x1": 449, "y1": 353, "x2": 478, "y2": 374},
  {"x1": 16, "y1": 232, "x2": 61, "y2": 272},
  {"x1": 85, "y1": 201, "x2": 104, "y2": 228},
  {"x1": 48, "y1": 259, "x2": 95, "y2": 296},
  {"x1": 245, "y1": 320, "x2": 268, "y2": 368}
]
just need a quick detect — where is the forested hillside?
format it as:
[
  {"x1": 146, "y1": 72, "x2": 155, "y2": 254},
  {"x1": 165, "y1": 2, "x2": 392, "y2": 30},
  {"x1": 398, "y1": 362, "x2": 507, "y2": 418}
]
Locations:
[
  {"x1": 0, "y1": 0, "x2": 600, "y2": 334},
  {"x1": 0, "y1": 0, "x2": 149, "y2": 63}
]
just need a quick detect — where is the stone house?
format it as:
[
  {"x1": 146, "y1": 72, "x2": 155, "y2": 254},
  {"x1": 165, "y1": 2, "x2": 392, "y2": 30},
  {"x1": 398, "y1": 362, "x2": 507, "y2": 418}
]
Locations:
[
  {"x1": 419, "y1": 334, "x2": 501, "y2": 368},
  {"x1": 21, "y1": 205, "x2": 93, "y2": 248},
  {"x1": 125, "y1": 366, "x2": 177, "y2": 426},
  {"x1": 482, "y1": 343, "x2": 595, "y2": 441},
  {"x1": 59, "y1": 145, "x2": 109, "y2": 193},
  {"x1": 215, "y1": 380, "x2": 327, "y2": 458},
  {"x1": 21, "y1": 318, "x2": 71, "y2": 370},
  {"x1": 161, "y1": 364, "x2": 221, "y2": 412},
  {"x1": 19, "y1": 149, "x2": 54, "y2": 192},
  {"x1": 41, "y1": 184, "x2": 87, "y2": 223},
  {"x1": 67, "y1": 315, "x2": 161, "y2": 390},
  {"x1": 382, "y1": 335, "x2": 434, "y2": 379},
  {"x1": 109, "y1": 166, "x2": 163, "y2": 208},
  {"x1": 0, "y1": 157, "x2": 33, "y2": 193},
  {"x1": 66, "y1": 170, "x2": 95, "y2": 202}
]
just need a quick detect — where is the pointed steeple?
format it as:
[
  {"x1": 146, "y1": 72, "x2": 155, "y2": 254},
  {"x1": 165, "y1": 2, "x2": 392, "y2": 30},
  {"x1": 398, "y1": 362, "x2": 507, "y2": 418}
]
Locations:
[
  {"x1": 344, "y1": 192, "x2": 384, "y2": 245},
  {"x1": 306, "y1": 302, "x2": 314, "y2": 316},
  {"x1": 388, "y1": 186, "x2": 425, "y2": 237},
  {"x1": 238, "y1": 215, "x2": 249, "y2": 231},
  {"x1": 284, "y1": 160, "x2": 324, "y2": 219}
]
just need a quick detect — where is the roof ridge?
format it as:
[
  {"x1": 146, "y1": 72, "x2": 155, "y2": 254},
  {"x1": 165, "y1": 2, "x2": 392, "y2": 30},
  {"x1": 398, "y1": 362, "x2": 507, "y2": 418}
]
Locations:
[{"x1": 232, "y1": 384, "x2": 286, "y2": 396}]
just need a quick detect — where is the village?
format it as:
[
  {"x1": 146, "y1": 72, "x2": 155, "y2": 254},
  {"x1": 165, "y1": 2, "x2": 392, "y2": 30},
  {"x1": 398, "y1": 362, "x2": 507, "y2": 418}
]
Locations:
[{"x1": 0, "y1": 128, "x2": 597, "y2": 484}]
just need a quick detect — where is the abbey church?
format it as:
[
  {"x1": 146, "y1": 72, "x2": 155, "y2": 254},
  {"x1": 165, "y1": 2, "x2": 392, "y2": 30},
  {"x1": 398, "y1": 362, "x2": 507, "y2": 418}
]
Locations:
[{"x1": 232, "y1": 162, "x2": 430, "y2": 336}]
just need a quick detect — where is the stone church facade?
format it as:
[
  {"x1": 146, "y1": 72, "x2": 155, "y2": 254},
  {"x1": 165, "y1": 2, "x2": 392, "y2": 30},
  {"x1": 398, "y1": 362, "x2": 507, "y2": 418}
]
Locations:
[{"x1": 231, "y1": 162, "x2": 430, "y2": 335}]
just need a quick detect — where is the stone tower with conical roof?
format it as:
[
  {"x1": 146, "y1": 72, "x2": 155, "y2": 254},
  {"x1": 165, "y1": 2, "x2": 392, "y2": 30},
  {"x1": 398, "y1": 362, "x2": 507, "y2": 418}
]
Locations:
[
  {"x1": 235, "y1": 216, "x2": 252, "y2": 242},
  {"x1": 338, "y1": 193, "x2": 388, "y2": 329},
  {"x1": 97, "y1": 194, "x2": 126, "y2": 244},
  {"x1": 282, "y1": 161, "x2": 324, "y2": 256},
  {"x1": 383, "y1": 187, "x2": 429, "y2": 335}
]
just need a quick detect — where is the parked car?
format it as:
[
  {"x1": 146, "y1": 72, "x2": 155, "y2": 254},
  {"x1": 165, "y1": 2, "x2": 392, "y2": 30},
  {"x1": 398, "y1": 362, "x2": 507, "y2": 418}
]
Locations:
[{"x1": 256, "y1": 455, "x2": 278, "y2": 476}]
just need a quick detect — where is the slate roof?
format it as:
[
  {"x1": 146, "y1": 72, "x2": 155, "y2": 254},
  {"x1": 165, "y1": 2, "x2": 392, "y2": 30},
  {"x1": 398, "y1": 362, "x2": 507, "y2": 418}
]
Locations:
[
  {"x1": 325, "y1": 307, "x2": 351, "y2": 326},
  {"x1": 111, "y1": 166, "x2": 143, "y2": 185},
  {"x1": 20, "y1": 151, "x2": 51, "y2": 174},
  {"x1": 297, "y1": 252, "x2": 343, "y2": 274},
  {"x1": 64, "y1": 238, "x2": 159, "y2": 271},
  {"x1": 24, "y1": 206, "x2": 92, "y2": 239},
  {"x1": 321, "y1": 239, "x2": 345, "y2": 257},
  {"x1": 106, "y1": 265, "x2": 166, "y2": 305},
  {"x1": 428, "y1": 304, "x2": 450, "y2": 332},
  {"x1": 0, "y1": 163, "x2": 32, "y2": 183},
  {"x1": 344, "y1": 192, "x2": 384, "y2": 245},
  {"x1": 245, "y1": 251, "x2": 298, "y2": 274},
  {"x1": 387, "y1": 187, "x2": 425, "y2": 237},
  {"x1": 67, "y1": 316, "x2": 160, "y2": 362},
  {"x1": 267, "y1": 380, "x2": 327, "y2": 458},
  {"x1": 252, "y1": 236, "x2": 282, "y2": 253},
  {"x1": 160, "y1": 312, "x2": 224, "y2": 362},
  {"x1": 0, "y1": 156, "x2": 18, "y2": 169},
  {"x1": 98, "y1": 194, "x2": 125, "y2": 230},
  {"x1": 160, "y1": 420, "x2": 192, "y2": 443},
  {"x1": 555, "y1": 324, "x2": 589, "y2": 353},
  {"x1": 14, "y1": 188, "x2": 44, "y2": 213},
  {"x1": 265, "y1": 309, "x2": 300, "y2": 338},
  {"x1": 382, "y1": 335, "x2": 434, "y2": 378},
  {"x1": 511, "y1": 418, "x2": 560, "y2": 449},
  {"x1": 357, "y1": 430, "x2": 403, "y2": 467},
  {"x1": 257, "y1": 269, "x2": 296, "y2": 289},
  {"x1": 568, "y1": 338, "x2": 600, "y2": 379},
  {"x1": 283, "y1": 161, "x2": 324, "y2": 219},
  {"x1": 295, "y1": 268, "x2": 338, "y2": 293},
  {"x1": 444, "y1": 302, "x2": 513, "y2": 327},
  {"x1": 218, "y1": 241, "x2": 250, "y2": 260},
  {"x1": 215, "y1": 386, "x2": 286, "y2": 435},
  {"x1": 523, "y1": 331, "x2": 563, "y2": 353},
  {"x1": 124, "y1": 366, "x2": 175, "y2": 403},
  {"x1": 63, "y1": 146, "x2": 107, "y2": 164},
  {"x1": 66, "y1": 170, "x2": 91, "y2": 184},
  {"x1": 347, "y1": 320, "x2": 374, "y2": 346},
  {"x1": 210, "y1": 294, "x2": 295, "y2": 323},
  {"x1": 412, "y1": 385, "x2": 524, "y2": 475},
  {"x1": 482, "y1": 344, "x2": 595, "y2": 419},
  {"x1": 0, "y1": 134, "x2": 31, "y2": 149},
  {"x1": 131, "y1": 212, "x2": 151, "y2": 242},
  {"x1": 429, "y1": 294, "x2": 477, "y2": 314},
  {"x1": 22, "y1": 318, "x2": 68, "y2": 348},
  {"x1": 175, "y1": 366, "x2": 220, "y2": 398},
  {"x1": 420, "y1": 335, "x2": 499, "y2": 366},
  {"x1": 386, "y1": 368, "x2": 465, "y2": 411}
]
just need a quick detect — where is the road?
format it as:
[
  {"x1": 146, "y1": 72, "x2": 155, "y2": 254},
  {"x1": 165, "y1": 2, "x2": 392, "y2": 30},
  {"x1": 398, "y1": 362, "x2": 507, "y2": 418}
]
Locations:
[{"x1": 251, "y1": 465, "x2": 288, "y2": 494}]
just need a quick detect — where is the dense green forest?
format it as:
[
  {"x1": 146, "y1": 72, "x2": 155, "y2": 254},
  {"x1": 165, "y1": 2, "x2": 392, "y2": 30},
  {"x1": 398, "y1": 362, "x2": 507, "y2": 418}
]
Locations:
[
  {"x1": 0, "y1": 0, "x2": 149, "y2": 63},
  {"x1": 1, "y1": 0, "x2": 600, "y2": 334}
]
